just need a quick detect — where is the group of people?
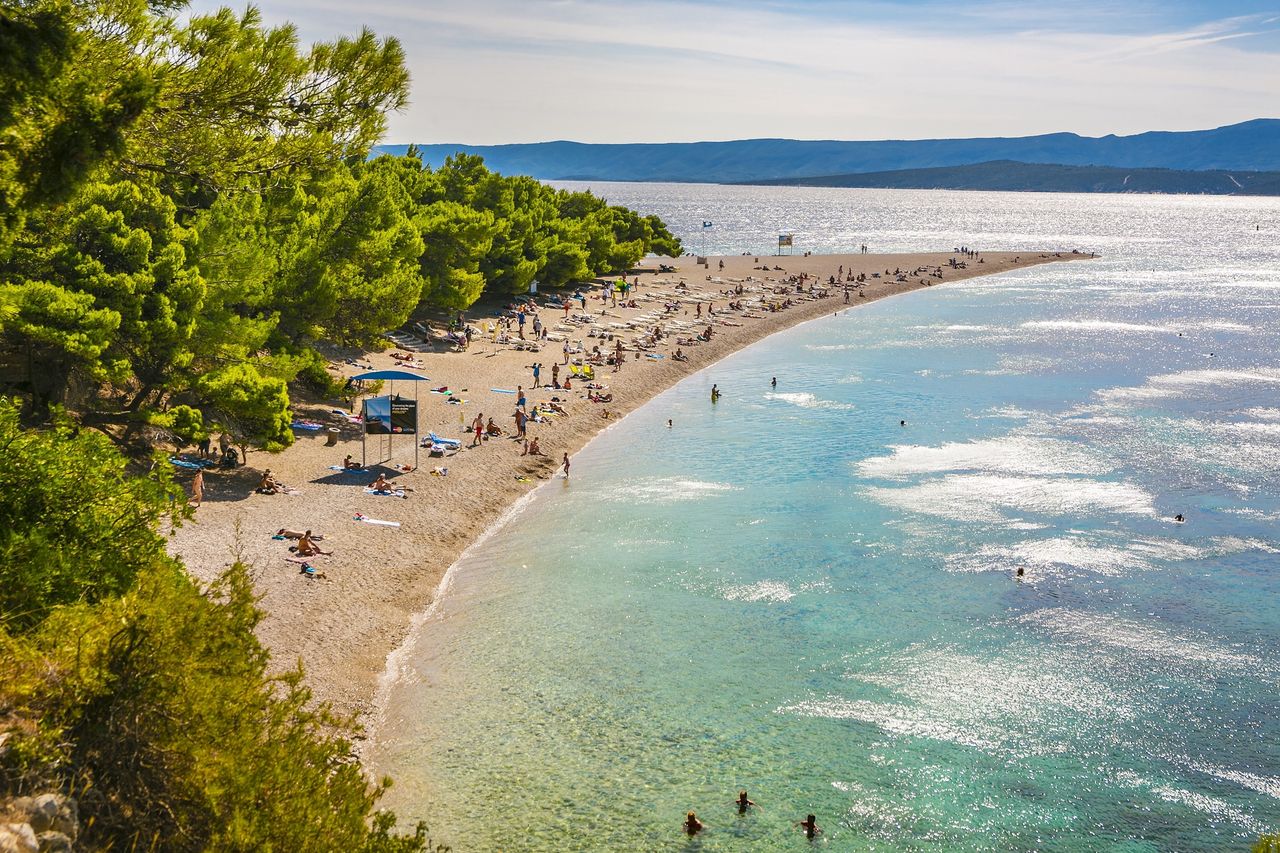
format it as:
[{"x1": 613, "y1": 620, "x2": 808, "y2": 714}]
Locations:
[{"x1": 682, "y1": 793, "x2": 821, "y2": 840}]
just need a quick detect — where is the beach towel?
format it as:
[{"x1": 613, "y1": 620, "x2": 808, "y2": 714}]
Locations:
[
  {"x1": 364, "y1": 487, "x2": 406, "y2": 498},
  {"x1": 490, "y1": 388, "x2": 516, "y2": 394},
  {"x1": 291, "y1": 420, "x2": 325, "y2": 430},
  {"x1": 353, "y1": 513, "x2": 400, "y2": 527},
  {"x1": 428, "y1": 432, "x2": 461, "y2": 448},
  {"x1": 168, "y1": 456, "x2": 214, "y2": 470},
  {"x1": 326, "y1": 465, "x2": 365, "y2": 472}
]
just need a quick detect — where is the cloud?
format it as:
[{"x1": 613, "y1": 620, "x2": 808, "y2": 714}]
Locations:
[{"x1": 184, "y1": 0, "x2": 1280, "y2": 144}]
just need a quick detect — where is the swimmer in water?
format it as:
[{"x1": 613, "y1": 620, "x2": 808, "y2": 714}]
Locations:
[
  {"x1": 795, "y1": 814, "x2": 821, "y2": 839},
  {"x1": 735, "y1": 791, "x2": 759, "y2": 813},
  {"x1": 1016, "y1": 566, "x2": 1025, "y2": 578},
  {"x1": 684, "y1": 811, "x2": 704, "y2": 835},
  {"x1": 1174, "y1": 513, "x2": 1185, "y2": 523},
  {"x1": 667, "y1": 419, "x2": 673, "y2": 428},
  {"x1": 771, "y1": 377, "x2": 777, "y2": 389},
  {"x1": 900, "y1": 419, "x2": 907, "y2": 426}
]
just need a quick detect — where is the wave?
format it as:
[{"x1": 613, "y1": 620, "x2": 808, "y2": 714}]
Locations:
[
  {"x1": 1018, "y1": 608, "x2": 1261, "y2": 669},
  {"x1": 1022, "y1": 319, "x2": 1176, "y2": 334},
  {"x1": 603, "y1": 477, "x2": 738, "y2": 503},
  {"x1": 720, "y1": 579, "x2": 796, "y2": 603},
  {"x1": 765, "y1": 391, "x2": 855, "y2": 410},
  {"x1": 857, "y1": 437, "x2": 1107, "y2": 479},
  {"x1": 865, "y1": 474, "x2": 1155, "y2": 523},
  {"x1": 1097, "y1": 367, "x2": 1280, "y2": 403}
]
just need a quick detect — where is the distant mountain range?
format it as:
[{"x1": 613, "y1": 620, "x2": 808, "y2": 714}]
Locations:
[
  {"x1": 742, "y1": 160, "x2": 1280, "y2": 195},
  {"x1": 375, "y1": 120, "x2": 1280, "y2": 193}
]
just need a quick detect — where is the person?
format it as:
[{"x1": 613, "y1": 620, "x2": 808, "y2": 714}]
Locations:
[
  {"x1": 563, "y1": 339, "x2": 571, "y2": 365},
  {"x1": 900, "y1": 419, "x2": 907, "y2": 426},
  {"x1": 219, "y1": 431, "x2": 231, "y2": 458},
  {"x1": 531, "y1": 362, "x2": 541, "y2": 384},
  {"x1": 197, "y1": 434, "x2": 211, "y2": 458},
  {"x1": 667, "y1": 419, "x2": 673, "y2": 429},
  {"x1": 343, "y1": 454, "x2": 362, "y2": 470},
  {"x1": 551, "y1": 362, "x2": 560, "y2": 386},
  {"x1": 278, "y1": 528, "x2": 324, "y2": 540},
  {"x1": 472, "y1": 413, "x2": 485, "y2": 447},
  {"x1": 257, "y1": 469, "x2": 279, "y2": 495},
  {"x1": 370, "y1": 473, "x2": 393, "y2": 491},
  {"x1": 527, "y1": 436, "x2": 542, "y2": 455},
  {"x1": 683, "y1": 812, "x2": 704, "y2": 836},
  {"x1": 1016, "y1": 566, "x2": 1025, "y2": 578},
  {"x1": 561, "y1": 452, "x2": 571, "y2": 479},
  {"x1": 771, "y1": 377, "x2": 777, "y2": 389},
  {"x1": 711, "y1": 384, "x2": 720, "y2": 402},
  {"x1": 190, "y1": 469, "x2": 204, "y2": 508},
  {"x1": 517, "y1": 386, "x2": 526, "y2": 411},
  {"x1": 735, "y1": 791, "x2": 759, "y2": 813},
  {"x1": 795, "y1": 814, "x2": 821, "y2": 839},
  {"x1": 514, "y1": 408, "x2": 527, "y2": 438},
  {"x1": 1174, "y1": 513, "x2": 1185, "y2": 523},
  {"x1": 297, "y1": 530, "x2": 331, "y2": 557},
  {"x1": 486, "y1": 417, "x2": 503, "y2": 436}
]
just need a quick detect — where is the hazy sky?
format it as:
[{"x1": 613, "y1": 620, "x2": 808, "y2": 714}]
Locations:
[{"x1": 189, "y1": 0, "x2": 1279, "y2": 144}]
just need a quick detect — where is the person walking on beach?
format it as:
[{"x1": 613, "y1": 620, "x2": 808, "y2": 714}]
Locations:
[
  {"x1": 563, "y1": 339, "x2": 571, "y2": 365},
  {"x1": 561, "y1": 452, "x2": 570, "y2": 479},
  {"x1": 471, "y1": 413, "x2": 485, "y2": 447},
  {"x1": 190, "y1": 469, "x2": 204, "y2": 508},
  {"x1": 517, "y1": 308, "x2": 526, "y2": 339},
  {"x1": 517, "y1": 386, "x2": 526, "y2": 411}
]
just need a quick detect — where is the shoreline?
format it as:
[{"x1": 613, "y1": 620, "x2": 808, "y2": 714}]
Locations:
[{"x1": 166, "y1": 250, "x2": 1091, "y2": 733}]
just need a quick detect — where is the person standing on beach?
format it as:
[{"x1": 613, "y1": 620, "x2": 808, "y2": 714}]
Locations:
[
  {"x1": 563, "y1": 339, "x2": 571, "y2": 365},
  {"x1": 190, "y1": 469, "x2": 204, "y2": 508},
  {"x1": 516, "y1": 308, "x2": 526, "y2": 339},
  {"x1": 561, "y1": 452, "x2": 570, "y2": 479},
  {"x1": 471, "y1": 413, "x2": 485, "y2": 447},
  {"x1": 551, "y1": 362, "x2": 560, "y2": 387},
  {"x1": 516, "y1": 386, "x2": 526, "y2": 412},
  {"x1": 514, "y1": 408, "x2": 527, "y2": 438},
  {"x1": 531, "y1": 362, "x2": 541, "y2": 385}
]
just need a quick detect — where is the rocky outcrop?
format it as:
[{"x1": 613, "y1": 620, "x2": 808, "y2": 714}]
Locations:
[{"x1": 0, "y1": 795, "x2": 78, "y2": 853}]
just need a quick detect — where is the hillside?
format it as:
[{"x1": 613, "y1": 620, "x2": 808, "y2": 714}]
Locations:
[
  {"x1": 739, "y1": 160, "x2": 1280, "y2": 195},
  {"x1": 375, "y1": 119, "x2": 1280, "y2": 183}
]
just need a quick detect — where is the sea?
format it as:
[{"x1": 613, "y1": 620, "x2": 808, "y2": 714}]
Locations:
[{"x1": 369, "y1": 185, "x2": 1280, "y2": 852}]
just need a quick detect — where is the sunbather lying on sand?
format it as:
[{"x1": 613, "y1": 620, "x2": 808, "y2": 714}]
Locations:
[{"x1": 278, "y1": 529, "x2": 325, "y2": 540}]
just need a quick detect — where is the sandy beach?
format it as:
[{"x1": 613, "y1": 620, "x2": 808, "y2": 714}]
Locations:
[{"x1": 166, "y1": 249, "x2": 1090, "y2": 728}]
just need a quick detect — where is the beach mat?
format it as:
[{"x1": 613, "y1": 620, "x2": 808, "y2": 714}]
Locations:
[
  {"x1": 354, "y1": 513, "x2": 400, "y2": 527},
  {"x1": 363, "y1": 488, "x2": 406, "y2": 498}
]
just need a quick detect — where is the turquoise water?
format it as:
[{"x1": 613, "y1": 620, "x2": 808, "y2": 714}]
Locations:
[{"x1": 371, "y1": 188, "x2": 1280, "y2": 851}]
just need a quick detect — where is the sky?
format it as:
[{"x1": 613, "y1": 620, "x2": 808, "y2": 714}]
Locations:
[{"x1": 187, "y1": 0, "x2": 1280, "y2": 144}]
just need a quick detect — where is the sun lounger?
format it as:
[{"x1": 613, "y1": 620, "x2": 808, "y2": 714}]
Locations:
[{"x1": 428, "y1": 431, "x2": 461, "y2": 447}]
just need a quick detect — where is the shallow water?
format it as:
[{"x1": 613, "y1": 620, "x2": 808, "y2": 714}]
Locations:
[{"x1": 371, "y1": 186, "x2": 1280, "y2": 851}]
